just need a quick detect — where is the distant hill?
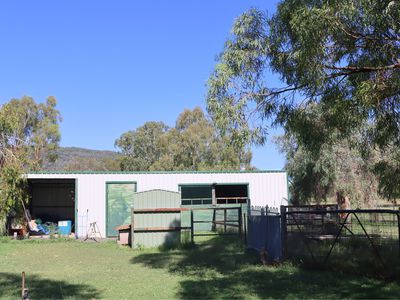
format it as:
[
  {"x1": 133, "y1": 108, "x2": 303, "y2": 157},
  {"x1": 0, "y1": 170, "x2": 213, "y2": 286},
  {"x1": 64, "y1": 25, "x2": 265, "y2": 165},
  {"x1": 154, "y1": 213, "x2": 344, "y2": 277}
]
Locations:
[{"x1": 43, "y1": 147, "x2": 120, "y2": 171}]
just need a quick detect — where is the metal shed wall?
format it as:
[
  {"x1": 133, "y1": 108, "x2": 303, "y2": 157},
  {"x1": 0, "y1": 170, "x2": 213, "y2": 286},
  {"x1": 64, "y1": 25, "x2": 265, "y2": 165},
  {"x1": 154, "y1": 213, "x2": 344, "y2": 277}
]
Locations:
[
  {"x1": 26, "y1": 171, "x2": 288, "y2": 238},
  {"x1": 132, "y1": 190, "x2": 181, "y2": 248}
]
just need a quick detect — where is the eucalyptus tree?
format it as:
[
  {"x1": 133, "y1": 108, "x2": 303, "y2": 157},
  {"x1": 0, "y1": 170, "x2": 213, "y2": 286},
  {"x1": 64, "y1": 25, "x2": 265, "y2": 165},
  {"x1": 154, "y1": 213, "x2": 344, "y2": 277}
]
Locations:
[
  {"x1": 115, "y1": 121, "x2": 170, "y2": 171},
  {"x1": 115, "y1": 107, "x2": 252, "y2": 171},
  {"x1": 0, "y1": 96, "x2": 61, "y2": 233},
  {"x1": 207, "y1": 1, "x2": 400, "y2": 200}
]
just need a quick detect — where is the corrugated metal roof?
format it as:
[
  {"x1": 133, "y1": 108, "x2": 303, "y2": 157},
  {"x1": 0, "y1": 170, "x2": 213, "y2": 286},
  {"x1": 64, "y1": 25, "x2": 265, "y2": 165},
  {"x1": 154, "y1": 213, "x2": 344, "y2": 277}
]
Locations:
[{"x1": 27, "y1": 169, "x2": 286, "y2": 175}]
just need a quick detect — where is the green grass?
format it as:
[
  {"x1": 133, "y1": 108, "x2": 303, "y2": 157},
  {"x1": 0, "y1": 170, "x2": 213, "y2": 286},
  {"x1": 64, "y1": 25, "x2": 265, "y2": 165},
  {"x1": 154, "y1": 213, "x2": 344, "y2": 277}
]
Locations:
[{"x1": 0, "y1": 237, "x2": 399, "y2": 299}]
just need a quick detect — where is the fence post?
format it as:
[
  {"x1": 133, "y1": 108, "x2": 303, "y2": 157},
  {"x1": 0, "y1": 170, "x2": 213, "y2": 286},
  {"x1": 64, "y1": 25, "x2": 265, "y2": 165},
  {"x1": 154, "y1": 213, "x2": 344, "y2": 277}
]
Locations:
[
  {"x1": 243, "y1": 212, "x2": 247, "y2": 245},
  {"x1": 131, "y1": 208, "x2": 134, "y2": 248},
  {"x1": 224, "y1": 208, "x2": 227, "y2": 233},
  {"x1": 190, "y1": 209, "x2": 194, "y2": 244},
  {"x1": 280, "y1": 205, "x2": 287, "y2": 259},
  {"x1": 397, "y1": 211, "x2": 400, "y2": 258},
  {"x1": 238, "y1": 206, "x2": 243, "y2": 238}
]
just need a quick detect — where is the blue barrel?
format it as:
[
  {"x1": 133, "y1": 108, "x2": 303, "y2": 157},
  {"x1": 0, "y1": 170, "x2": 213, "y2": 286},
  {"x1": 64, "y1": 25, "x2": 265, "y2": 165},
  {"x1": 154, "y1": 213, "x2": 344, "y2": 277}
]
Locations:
[{"x1": 58, "y1": 220, "x2": 72, "y2": 236}]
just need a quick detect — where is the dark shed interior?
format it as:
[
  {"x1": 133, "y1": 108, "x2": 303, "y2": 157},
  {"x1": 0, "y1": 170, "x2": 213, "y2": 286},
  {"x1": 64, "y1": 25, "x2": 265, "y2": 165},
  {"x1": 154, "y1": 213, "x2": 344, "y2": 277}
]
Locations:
[
  {"x1": 28, "y1": 179, "x2": 75, "y2": 230},
  {"x1": 215, "y1": 184, "x2": 248, "y2": 204},
  {"x1": 180, "y1": 184, "x2": 248, "y2": 205}
]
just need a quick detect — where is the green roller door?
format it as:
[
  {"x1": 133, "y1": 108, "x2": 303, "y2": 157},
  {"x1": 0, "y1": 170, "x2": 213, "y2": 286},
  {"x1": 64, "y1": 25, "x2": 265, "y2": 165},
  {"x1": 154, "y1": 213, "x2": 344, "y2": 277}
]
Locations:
[{"x1": 106, "y1": 182, "x2": 136, "y2": 237}]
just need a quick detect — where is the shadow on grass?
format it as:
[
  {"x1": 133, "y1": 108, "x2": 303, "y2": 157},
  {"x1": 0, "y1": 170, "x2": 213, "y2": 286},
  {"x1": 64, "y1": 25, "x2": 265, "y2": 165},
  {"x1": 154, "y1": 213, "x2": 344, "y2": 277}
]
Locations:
[
  {"x1": 287, "y1": 233, "x2": 400, "y2": 280},
  {"x1": 132, "y1": 236, "x2": 400, "y2": 299},
  {"x1": 0, "y1": 272, "x2": 100, "y2": 299}
]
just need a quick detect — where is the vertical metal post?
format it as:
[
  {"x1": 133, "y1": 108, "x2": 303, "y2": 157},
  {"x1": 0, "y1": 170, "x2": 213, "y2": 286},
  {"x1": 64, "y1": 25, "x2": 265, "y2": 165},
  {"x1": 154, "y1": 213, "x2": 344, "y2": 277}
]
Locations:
[
  {"x1": 212, "y1": 209, "x2": 216, "y2": 232},
  {"x1": 131, "y1": 208, "x2": 135, "y2": 248},
  {"x1": 280, "y1": 205, "x2": 287, "y2": 259},
  {"x1": 238, "y1": 206, "x2": 243, "y2": 238},
  {"x1": 243, "y1": 212, "x2": 247, "y2": 245},
  {"x1": 211, "y1": 184, "x2": 216, "y2": 205},
  {"x1": 190, "y1": 209, "x2": 194, "y2": 244},
  {"x1": 224, "y1": 208, "x2": 227, "y2": 233},
  {"x1": 397, "y1": 212, "x2": 400, "y2": 258}
]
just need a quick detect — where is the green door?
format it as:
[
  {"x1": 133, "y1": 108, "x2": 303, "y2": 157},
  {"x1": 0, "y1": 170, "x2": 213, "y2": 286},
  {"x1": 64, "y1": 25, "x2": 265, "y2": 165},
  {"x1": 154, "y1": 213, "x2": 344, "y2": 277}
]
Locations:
[{"x1": 106, "y1": 182, "x2": 136, "y2": 237}]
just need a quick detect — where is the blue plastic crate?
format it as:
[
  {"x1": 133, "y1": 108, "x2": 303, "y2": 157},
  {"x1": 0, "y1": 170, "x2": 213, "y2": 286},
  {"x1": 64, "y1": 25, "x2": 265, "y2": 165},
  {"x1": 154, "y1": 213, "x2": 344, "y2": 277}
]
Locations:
[{"x1": 58, "y1": 220, "x2": 72, "y2": 236}]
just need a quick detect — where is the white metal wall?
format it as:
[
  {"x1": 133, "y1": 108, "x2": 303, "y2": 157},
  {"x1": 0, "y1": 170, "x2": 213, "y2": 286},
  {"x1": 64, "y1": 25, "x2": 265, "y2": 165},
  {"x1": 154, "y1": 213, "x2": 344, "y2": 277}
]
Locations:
[{"x1": 26, "y1": 171, "x2": 288, "y2": 237}]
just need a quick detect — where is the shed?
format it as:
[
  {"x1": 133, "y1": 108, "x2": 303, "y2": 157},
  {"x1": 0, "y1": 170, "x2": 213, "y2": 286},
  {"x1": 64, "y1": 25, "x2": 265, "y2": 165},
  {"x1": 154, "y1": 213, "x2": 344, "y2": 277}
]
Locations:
[
  {"x1": 131, "y1": 189, "x2": 182, "y2": 248},
  {"x1": 25, "y1": 170, "x2": 289, "y2": 238}
]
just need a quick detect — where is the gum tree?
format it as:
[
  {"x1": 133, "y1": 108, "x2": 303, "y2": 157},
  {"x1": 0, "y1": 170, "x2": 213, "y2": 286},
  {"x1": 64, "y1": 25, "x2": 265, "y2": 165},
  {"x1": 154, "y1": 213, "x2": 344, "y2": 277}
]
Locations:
[
  {"x1": 0, "y1": 96, "x2": 61, "y2": 233},
  {"x1": 207, "y1": 1, "x2": 400, "y2": 201}
]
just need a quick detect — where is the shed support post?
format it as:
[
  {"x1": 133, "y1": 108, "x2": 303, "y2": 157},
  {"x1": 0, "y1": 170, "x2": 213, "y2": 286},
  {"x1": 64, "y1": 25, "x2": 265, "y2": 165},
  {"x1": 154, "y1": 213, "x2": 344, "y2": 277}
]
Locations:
[{"x1": 211, "y1": 184, "x2": 216, "y2": 205}]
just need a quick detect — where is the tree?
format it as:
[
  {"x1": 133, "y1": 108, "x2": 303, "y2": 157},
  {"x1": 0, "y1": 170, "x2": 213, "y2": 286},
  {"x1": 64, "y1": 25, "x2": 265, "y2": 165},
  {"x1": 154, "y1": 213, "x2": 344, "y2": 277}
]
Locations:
[
  {"x1": 115, "y1": 121, "x2": 169, "y2": 171},
  {"x1": 0, "y1": 96, "x2": 61, "y2": 233},
  {"x1": 0, "y1": 96, "x2": 61, "y2": 170},
  {"x1": 115, "y1": 107, "x2": 252, "y2": 171},
  {"x1": 276, "y1": 129, "x2": 382, "y2": 208},
  {"x1": 207, "y1": 2, "x2": 400, "y2": 199}
]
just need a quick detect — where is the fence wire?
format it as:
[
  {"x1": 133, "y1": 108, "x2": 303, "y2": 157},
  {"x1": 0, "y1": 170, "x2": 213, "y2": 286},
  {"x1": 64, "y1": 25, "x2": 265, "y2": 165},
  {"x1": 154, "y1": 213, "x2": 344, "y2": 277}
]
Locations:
[{"x1": 282, "y1": 207, "x2": 400, "y2": 278}]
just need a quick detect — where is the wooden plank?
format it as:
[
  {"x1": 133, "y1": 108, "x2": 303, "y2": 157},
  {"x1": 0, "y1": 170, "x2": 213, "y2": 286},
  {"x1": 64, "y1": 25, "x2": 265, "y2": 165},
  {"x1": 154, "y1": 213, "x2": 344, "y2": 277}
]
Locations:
[
  {"x1": 133, "y1": 208, "x2": 189, "y2": 213},
  {"x1": 216, "y1": 197, "x2": 248, "y2": 200},
  {"x1": 133, "y1": 226, "x2": 191, "y2": 232},
  {"x1": 193, "y1": 233, "x2": 239, "y2": 237},
  {"x1": 115, "y1": 224, "x2": 131, "y2": 231}
]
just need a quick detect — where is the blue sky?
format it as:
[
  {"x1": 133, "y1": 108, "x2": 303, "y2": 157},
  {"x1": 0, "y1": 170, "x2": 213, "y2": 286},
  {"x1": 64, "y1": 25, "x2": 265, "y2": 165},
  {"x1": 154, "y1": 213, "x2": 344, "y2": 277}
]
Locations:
[{"x1": 0, "y1": 0, "x2": 285, "y2": 170}]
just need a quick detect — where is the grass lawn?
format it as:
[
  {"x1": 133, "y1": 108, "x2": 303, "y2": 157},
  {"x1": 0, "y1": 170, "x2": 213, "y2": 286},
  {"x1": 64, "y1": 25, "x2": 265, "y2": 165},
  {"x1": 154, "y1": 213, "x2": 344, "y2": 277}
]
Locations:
[{"x1": 0, "y1": 237, "x2": 399, "y2": 299}]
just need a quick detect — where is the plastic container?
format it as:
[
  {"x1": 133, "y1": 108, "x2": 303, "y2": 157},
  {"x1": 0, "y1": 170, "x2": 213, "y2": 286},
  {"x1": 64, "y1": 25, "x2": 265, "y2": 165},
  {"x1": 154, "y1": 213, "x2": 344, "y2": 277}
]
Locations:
[{"x1": 58, "y1": 220, "x2": 72, "y2": 236}]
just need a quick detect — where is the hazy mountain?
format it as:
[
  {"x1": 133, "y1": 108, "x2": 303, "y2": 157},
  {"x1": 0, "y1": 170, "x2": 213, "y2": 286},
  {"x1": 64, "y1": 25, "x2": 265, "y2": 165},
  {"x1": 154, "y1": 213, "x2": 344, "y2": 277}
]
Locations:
[{"x1": 43, "y1": 147, "x2": 120, "y2": 171}]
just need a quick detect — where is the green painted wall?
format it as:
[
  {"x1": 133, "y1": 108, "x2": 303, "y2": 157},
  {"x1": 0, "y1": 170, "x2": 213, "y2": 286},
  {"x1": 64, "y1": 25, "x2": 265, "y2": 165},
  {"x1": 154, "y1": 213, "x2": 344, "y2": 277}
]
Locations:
[{"x1": 132, "y1": 190, "x2": 181, "y2": 248}]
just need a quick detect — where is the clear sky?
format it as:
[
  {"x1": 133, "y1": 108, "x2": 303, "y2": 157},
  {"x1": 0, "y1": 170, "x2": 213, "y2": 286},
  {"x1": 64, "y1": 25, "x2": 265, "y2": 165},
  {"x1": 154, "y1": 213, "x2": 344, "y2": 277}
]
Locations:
[{"x1": 0, "y1": 0, "x2": 285, "y2": 170}]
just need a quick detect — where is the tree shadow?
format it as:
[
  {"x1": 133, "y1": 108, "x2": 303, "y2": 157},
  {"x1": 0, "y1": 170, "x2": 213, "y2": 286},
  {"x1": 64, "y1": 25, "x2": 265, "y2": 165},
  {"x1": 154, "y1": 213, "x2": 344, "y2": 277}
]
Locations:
[
  {"x1": 0, "y1": 272, "x2": 100, "y2": 299},
  {"x1": 132, "y1": 236, "x2": 400, "y2": 299}
]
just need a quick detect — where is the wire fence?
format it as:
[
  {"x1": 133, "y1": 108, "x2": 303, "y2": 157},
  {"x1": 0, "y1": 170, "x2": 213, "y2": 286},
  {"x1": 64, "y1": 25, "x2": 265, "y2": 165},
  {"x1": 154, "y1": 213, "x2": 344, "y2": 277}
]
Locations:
[{"x1": 281, "y1": 206, "x2": 400, "y2": 279}]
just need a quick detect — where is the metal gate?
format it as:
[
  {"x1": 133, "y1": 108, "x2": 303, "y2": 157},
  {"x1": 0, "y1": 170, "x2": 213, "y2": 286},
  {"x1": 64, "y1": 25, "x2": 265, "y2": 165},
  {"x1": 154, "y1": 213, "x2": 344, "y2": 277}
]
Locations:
[{"x1": 189, "y1": 206, "x2": 243, "y2": 243}]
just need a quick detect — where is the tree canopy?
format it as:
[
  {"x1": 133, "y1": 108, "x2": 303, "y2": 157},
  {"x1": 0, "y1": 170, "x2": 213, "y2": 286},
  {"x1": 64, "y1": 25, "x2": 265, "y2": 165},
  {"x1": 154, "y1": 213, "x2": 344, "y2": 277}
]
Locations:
[
  {"x1": 275, "y1": 104, "x2": 385, "y2": 207},
  {"x1": 207, "y1": 1, "x2": 400, "y2": 201},
  {"x1": 0, "y1": 96, "x2": 61, "y2": 232},
  {"x1": 115, "y1": 107, "x2": 252, "y2": 171},
  {"x1": 0, "y1": 96, "x2": 61, "y2": 170}
]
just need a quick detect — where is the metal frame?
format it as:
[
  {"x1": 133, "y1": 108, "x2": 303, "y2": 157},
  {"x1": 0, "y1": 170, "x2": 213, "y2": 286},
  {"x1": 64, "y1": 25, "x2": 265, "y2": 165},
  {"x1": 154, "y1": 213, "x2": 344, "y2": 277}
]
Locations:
[
  {"x1": 282, "y1": 208, "x2": 400, "y2": 266},
  {"x1": 179, "y1": 182, "x2": 250, "y2": 206},
  {"x1": 74, "y1": 178, "x2": 78, "y2": 238},
  {"x1": 190, "y1": 206, "x2": 243, "y2": 243},
  {"x1": 28, "y1": 178, "x2": 77, "y2": 237}
]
